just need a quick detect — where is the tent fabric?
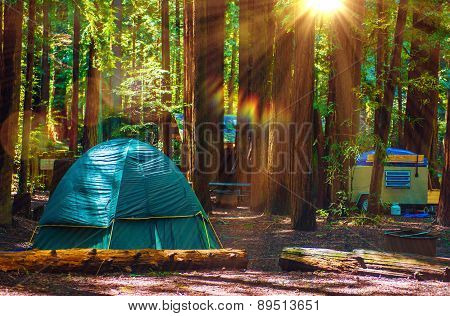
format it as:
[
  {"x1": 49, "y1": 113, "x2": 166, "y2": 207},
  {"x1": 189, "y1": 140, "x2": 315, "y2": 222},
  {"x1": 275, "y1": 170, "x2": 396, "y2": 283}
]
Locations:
[
  {"x1": 356, "y1": 148, "x2": 428, "y2": 167},
  {"x1": 33, "y1": 138, "x2": 221, "y2": 250}
]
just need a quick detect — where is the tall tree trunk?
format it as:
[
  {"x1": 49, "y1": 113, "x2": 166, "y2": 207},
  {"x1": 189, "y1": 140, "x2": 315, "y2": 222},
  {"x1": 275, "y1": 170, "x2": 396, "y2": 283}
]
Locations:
[
  {"x1": 397, "y1": 83, "x2": 404, "y2": 146},
  {"x1": 404, "y1": 1, "x2": 441, "y2": 161},
  {"x1": 70, "y1": 2, "x2": 80, "y2": 154},
  {"x1": 267, "y1": 29, "x2": 293, "y2": 215},
  {"x1": 0, "y1": 0, "x2": 23, "y2": 226},
  {"x1": 368, "y1": 0, "x2": 408, "y2": 214},
  {"x1": 51, "y1": 3, "x2": 70, "y2": 141},
  {"x1": 206, "y1": 0, "x2": 226, "y2": 181},
  {"x1": 249, "y1": 0, "x2": 274, "y2": 213},
  {"x1": 437, "y1": 88, "x2": 450, "y2": 226},
  {"x1": 129, "y1": 17, "x2": 142, "y2": 125},
  {"x1": 331, "y1": 0, "x2": 363, "y2": 199},
  {"x1": 175, "y1": 0, "x2": 182, "y2": 107},
  {"x1": 182, "y1": 0, "x2": 194, "y2": 179},
  {"x1": 82, "y1": 39, "x2": 100, "y2": 152},
  {"x1": 325, "y1": 44, "x2": 337, "y2": 203},
  {"x1": 428, "y1": 26, "x2": 442, "y2": 190},
  {"x1": 289, "y1": 4, "x2": 315, "y2": 231},
  {"x1": 112, "y1": 0, "x2": 123, "y2": 114},
  {"x1": 18, "y1": 0, "x2": 37, "y2": 194},
  {"x1": 351, "y1": 0, "x2": 365, "y2": 137},
  {"x1": 368, "y1": 0, "x2": 388, "y2": 213},
  {"x1": 161, "y1": 0, "x2": 172, "y2": 157},
  {"x1": 35, "y1": 0, "x2": 50, "y2": 129},
  {"x1": 375, "y1": 0, "x2": 387, "y2": 107},
  {"x1": 192, "y1": 0, "x2": 213, "y2": 212},
  {"x1": 0, "y1": 0, "x2": 3, "y2": 94},
  {"x1": 236, "y1": 0, "x2": 251, "y2": 184},
  {"x1": 313, "y1": 109, "x2": 328, "y2": 210}
]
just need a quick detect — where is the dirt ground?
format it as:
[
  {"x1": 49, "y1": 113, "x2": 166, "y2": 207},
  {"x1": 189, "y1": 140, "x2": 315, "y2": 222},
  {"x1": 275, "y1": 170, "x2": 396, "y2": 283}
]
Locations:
[{"x1": 0, "y1": 196, "x2": 449, "y2": 296}]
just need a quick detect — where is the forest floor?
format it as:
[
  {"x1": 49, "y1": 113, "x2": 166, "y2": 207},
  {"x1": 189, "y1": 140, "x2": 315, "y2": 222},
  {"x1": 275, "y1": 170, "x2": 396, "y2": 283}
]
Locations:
[{"x1": 0, "y1": 194, "x2": 449, "y2": 296}]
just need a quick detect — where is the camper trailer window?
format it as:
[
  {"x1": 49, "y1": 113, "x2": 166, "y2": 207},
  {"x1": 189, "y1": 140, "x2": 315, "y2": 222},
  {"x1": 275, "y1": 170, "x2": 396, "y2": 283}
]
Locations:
[{"x1": 385, "y1": 170, "x2": 411, "y2": 188}]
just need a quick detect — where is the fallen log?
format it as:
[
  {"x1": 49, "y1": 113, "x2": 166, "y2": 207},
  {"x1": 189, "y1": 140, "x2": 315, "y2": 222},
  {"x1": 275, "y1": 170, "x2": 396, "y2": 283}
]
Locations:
[
  {"x1": 279, "y1": 247, "x2": 450, "y2": 282},
  {"x1": 0, "y1": 248, "x2": 248, "y2": 274}
]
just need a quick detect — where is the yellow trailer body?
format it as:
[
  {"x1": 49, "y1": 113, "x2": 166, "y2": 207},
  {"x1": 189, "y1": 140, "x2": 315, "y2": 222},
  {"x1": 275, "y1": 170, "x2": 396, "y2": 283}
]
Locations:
[
  {"x1": 351, "y1": 166, "x2": 428, "y2": 205},
  {"x1": 352, "y1": 148, "x2": 429, "y2": 206}
]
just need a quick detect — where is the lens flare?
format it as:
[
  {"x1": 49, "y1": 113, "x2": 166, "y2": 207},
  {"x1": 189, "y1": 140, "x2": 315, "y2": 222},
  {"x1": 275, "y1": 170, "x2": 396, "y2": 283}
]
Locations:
[{"x1": 306, "y1": 0, "x2": 343, "y2": 13}]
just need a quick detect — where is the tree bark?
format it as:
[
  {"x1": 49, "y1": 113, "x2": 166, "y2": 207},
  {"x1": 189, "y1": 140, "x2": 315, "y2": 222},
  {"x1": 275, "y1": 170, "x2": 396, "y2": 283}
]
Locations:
[
  {"x1": 82, "y1": 39, "x2": 100, "y2": 152},
  {"x1": 69, "y1": 3, "x2": 80, "y2": 154},
  {"x1": 331, "y1": 0, "x2": 363, "y2": 199},
  {"x1": 0, "y1": 248, "x2": 248, "y2": 273},
  {"x1": 192, "y1": 0, "x2": 213, "y2": 212},
  {"x1": 289, "y1": 4, "x2": 315, "y2": 231},
  {"x1": 397, "y1": 83, "x2": 404, "y2": 146},
  {"x1": 111, "y1": 0, "x2": 123, "y2": 114},
  {"x1": 206, "y1": 0, "x2": 226, "y2": 181},
  {"x1": 236, "y1": 0, "x2": 252, "y2": 184},
  {"x1": 175, "y1": 0, "x2": 182, "y2": 107},
  {"x1": 249, "y1": 0, "x2": 274, "y2": 213},
  {"x1": 313, "y1": 109, "x2": 328, "y2": 210},
  {"x1": 267, "y1": 29, "x2": 293, "y2": 215},
  {"x1": 161, "y1": 0, "x2": 172, "y2": 157},
  {"x1": 404, "y1": 1, "x2": 441, "y2": 161},
  {"x1": 18, "y1": 0, "x2": 37, "y2": 194},
  {"x1": 0, "y1": 1, "x2": 3, "y2": 94},
  {"x1": 182, "y1": 0, "x2": 194, "y2": 179},
  {"x1": 34, "y1": 0, "x2": 51, "y2": 129},
  {"x1": 368, "y1": 0, "x2": 408, "y2": 214},
  {"x1": 51, "y1": 3, "x2": 70, "y2": 141},
  {"x1": 437, "y1": 88, "x2": 450, "y2": 227},
  {"x1": 0, "y1": 0, "x2": 23, "y2": 226}
]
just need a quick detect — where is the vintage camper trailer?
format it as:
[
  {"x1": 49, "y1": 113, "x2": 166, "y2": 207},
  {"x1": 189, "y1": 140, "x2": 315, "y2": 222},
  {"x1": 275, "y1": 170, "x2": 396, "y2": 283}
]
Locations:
[{"x1": 352, "y1": 148, "x2": 429, "y2": 209}]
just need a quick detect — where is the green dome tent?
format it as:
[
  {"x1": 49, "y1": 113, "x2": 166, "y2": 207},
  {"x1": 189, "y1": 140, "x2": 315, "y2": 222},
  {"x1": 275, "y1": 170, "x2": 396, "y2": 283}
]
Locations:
[{"x1": 33, "y1": 138, "x2": 221, "y2": 250}]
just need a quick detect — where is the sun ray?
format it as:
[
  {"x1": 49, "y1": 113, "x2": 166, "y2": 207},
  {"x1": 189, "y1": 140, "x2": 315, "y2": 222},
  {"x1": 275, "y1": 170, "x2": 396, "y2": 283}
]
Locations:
[{"x1": 306, "y1": 0, "x2": 343, "y2": 14}]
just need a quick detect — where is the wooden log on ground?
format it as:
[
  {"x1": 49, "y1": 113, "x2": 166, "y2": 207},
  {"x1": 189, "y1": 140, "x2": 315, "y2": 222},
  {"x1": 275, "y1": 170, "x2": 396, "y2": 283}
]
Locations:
[
  {"x1": 279, "y1": 247, "x2": 450, "y2": 282},
  {"x1": 0, "y1": 248, "x2": 248, "y2": 274}
]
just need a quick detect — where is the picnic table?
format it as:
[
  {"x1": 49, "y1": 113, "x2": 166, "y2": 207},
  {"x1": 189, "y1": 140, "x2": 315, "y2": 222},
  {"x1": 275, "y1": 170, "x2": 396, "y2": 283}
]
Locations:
[{"x1": 208, "y1": 182, "x2": 251, "y2": 207}]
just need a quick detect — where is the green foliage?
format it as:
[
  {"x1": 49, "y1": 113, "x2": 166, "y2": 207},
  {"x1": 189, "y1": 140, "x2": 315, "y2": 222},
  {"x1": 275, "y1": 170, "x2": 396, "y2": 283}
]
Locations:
[{"x1": 112, "y1": 122, "x2": 159, "y2": 145}]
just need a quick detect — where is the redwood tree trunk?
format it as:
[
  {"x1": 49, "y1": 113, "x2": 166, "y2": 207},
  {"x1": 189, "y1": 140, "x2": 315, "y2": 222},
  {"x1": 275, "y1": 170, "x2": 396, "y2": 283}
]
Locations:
[
  {"x1": 206, "y1": 0, "x2": 226, "y2": 181},
  {"x1": 437, "y1": 89, "x2": 450, "y2": 227},
  {"x1": 331, "y1": 0, "x2": 363, "y2": 199},
  {"x1": 0, "y1": 0, "x2": 23, "y2": 226},
  {"x1": 35, "y1": 0, "x2": 50, "y2": 129},
  {"x1": 249, "y1": 0, "x2": 274, "y2": 213},
  {"x1": 18, "y1": 0, "x2": 37, "y2": 194},
  {"x1": 290, "y1": 5, "x2": 315, "y2": 231},
  {"x1": 69, "y1": 3, "x2": 80, "y2": 154},
  {"x1": 368, "y1": 0, "x2": 408, "y2": 214},
  {"x1": 182, "y1": 0, "x2": 194, "y2": 179},
  {"x1": 161, "y1": 0, "x2": 172, "y2": 157},
  {"x1": 112, "y1": 0, "x2": 123, "y2": 114},
  {"x1": 267, "y1": 28, "x2": 293, "y2": 215},
  {"x1": 192, "y1": 0, "x2": 213, "y2": 212},
  {"x1": 236, "y1": 0, "x2": 251, "y2": 184},
  {"x1": 175, "y1": 0, "x2": 182, "y2": 107},
  {"x1": 82, "y1": 39, "x2": 100, "y2": 152},
  {"x1": 51, "y1": 3, "x2": 69, "y2": 141},
  {"x1": 404, "y1": 1, "x2": 441, "y2": 161}
]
